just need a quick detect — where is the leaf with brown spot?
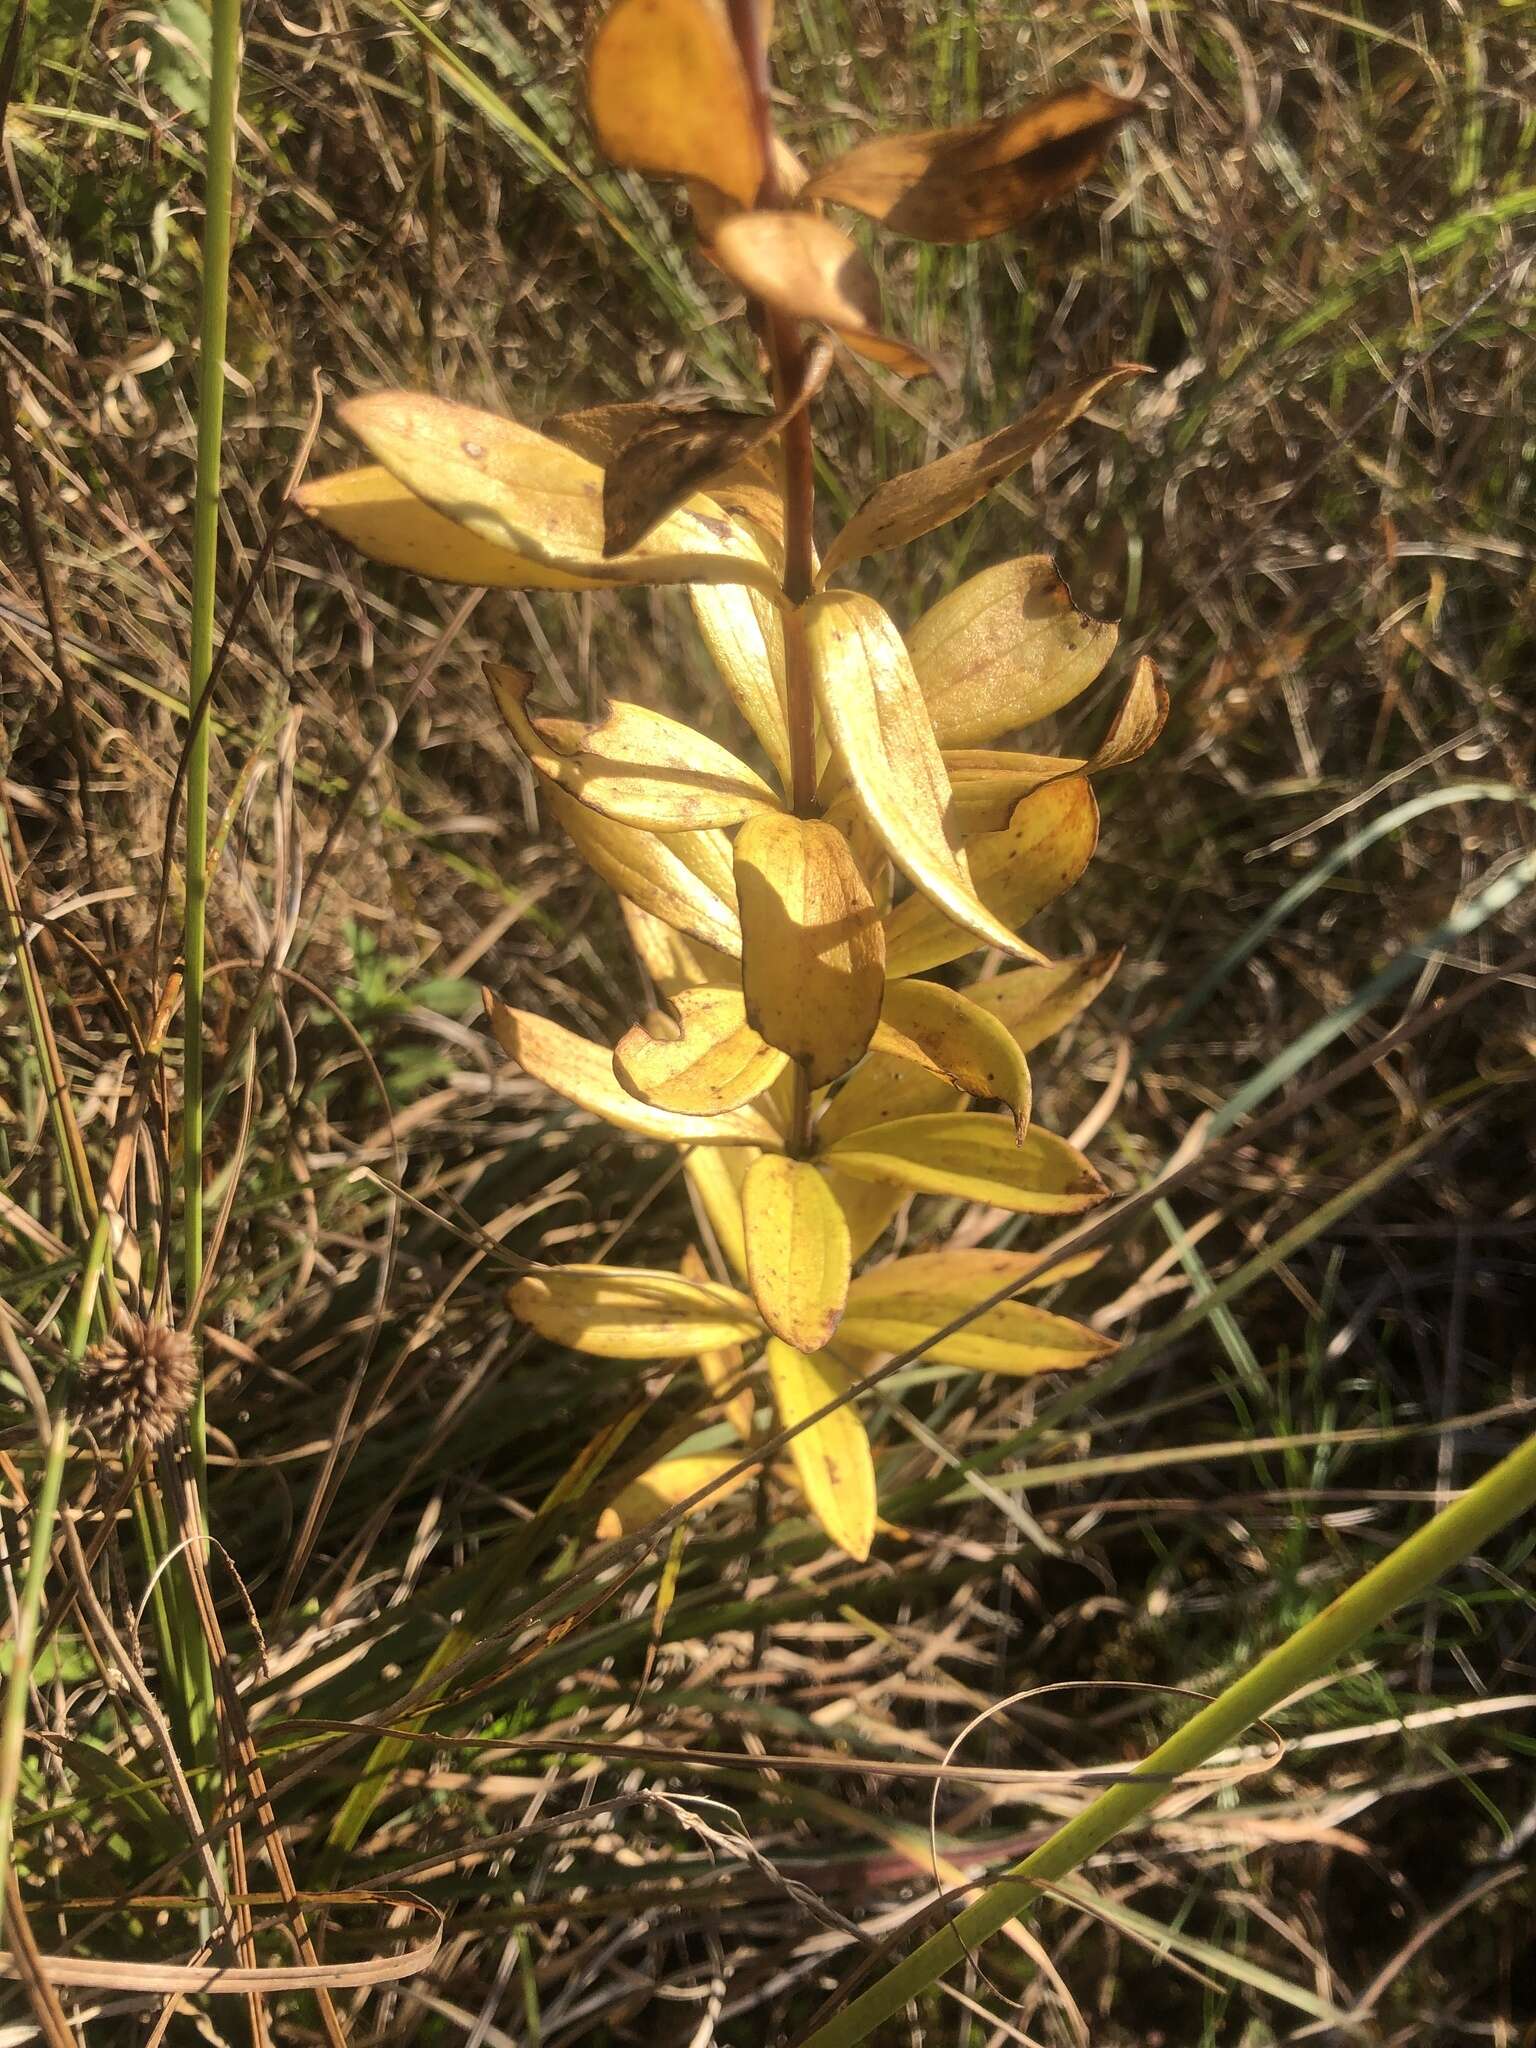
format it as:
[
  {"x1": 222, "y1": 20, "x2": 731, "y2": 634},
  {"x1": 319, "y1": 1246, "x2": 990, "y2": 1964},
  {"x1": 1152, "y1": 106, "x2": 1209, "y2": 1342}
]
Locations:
[
  {"x1": 820, "y1": 366, "x2": 1145, "y2": 580},
  {"x1": 870, "y1": 979, "x2": 1032, "y2": 1135},
  {"x1": 766, "y1": 1341, "x2": 875, "y2": 1561},
  {"x1": 587, "y1": 0, "x2": 765, "y2": 205},
  {"x1": 742, "y1": 1155, "x2": 851, "y2": 1352},
  {"x1": 804, "y1": 84, "x2": 1136, "y2": 244}
]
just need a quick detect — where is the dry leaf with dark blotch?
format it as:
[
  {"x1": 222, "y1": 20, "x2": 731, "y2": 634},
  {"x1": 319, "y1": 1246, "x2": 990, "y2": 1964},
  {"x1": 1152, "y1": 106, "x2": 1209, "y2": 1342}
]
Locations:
[
  {"x1": 820, "y1": 364, "x2": 1145, "y2": 579},
  {"x1": 712, "y1": 211, "x2": 943, "y2": 381},
  {"x1": 587, "y1": 0, "x2": 765, "y2": 206},
  {"x1": 804, "y1": 84, "x2": 1136, "y2": 244}
]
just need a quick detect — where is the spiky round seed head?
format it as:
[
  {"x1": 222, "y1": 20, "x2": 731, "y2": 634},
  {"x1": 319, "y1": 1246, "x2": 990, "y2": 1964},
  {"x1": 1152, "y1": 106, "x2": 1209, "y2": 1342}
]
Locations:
[{"x1": 74, "y1": 1316, "x2": 197, "y2": 1450}]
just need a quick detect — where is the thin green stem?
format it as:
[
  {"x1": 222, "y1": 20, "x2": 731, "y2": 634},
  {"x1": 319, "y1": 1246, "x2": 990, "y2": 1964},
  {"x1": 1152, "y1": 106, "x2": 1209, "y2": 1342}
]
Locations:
[
  {"x1": 182, "y1": 0, "x2": 242, "y2": 1503},
  {"x1": 797, "y1": 1423, "x2": 1536, "y2": 2047}
]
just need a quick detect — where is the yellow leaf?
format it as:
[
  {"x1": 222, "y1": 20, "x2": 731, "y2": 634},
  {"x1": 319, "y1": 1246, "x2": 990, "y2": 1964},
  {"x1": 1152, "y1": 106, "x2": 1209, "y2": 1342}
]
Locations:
[
  {"x1": 766, "y1": 1340, "x2": 875, "y2": 1561},
  {"x1": 820, "y1": 368, "x2": 1144, "y2": 581},
  {"x1": 681, "y1": 1244, "x2": 757, "y2": 1439},
  {"x1": 689, "y1": 578, "x2": 792, "y2": 793},
  {"x1": 545, "y1": 783, "x2": 742, "y2": 958},
  {"x1": 587, "y1": 0, "x2": 765, "y2": 206},
  {"x1": 807, "y1": 591, "x2": 1039, "y2": 967},
  {"x1": 907, "y1": 557, "x2": 1119, "y2": 747},
  {"x1": 882, "y1": 776, "x2": 1099, "y2": 978},
  {"x1": 596, "y1": 1454, "x2": 756, "y2": 1540},
  {"x1": 339, "y1": 392, "x2": 783, "y2": 599},
  {"x1": 871, "y1": 979, "x2": 1032, "y2": 1135},
  {"x1": 741, "y1": 1155, "x2": 851, "y2": 1351},
  {"x1": 820, "y1": 1113, "x2": 1108, "y2": 1214},
  {"x1": 488, "y1": 663, "x2": 781, "y2": 832},
  {"x1": 839, "y1": 1250, "x2": 1116, "y2": 1372},
  {"x1": 941, "y1": 747, "x2": 1082, "y2": 834},
  {"x1": 734, "y1": 812, "x2": 886, "y2": 1087},
  {"x1": 614, "y1": 986, "x2": 788, "y2": 1114},
  {"x1": 967, "y1": 951, "x2": 1122, "y2": 1053},
  {"x1": 803, "y1": 84, "x2": 1136, "y2": 244},
  {"x1": 509, "y1": 1264, "x2": 759, "y2": 1357},
  {"x1": 484, "y1": 994, "x2": 780, "y2": 1148},
  {"x1": 620, "y1": 898, "x2": 740, "y2": 996},
  {"x1": 813, "y1": 1053, "x2": 961, "y2": 1257},
  {"x1": 296, "y1": 466, "x2": 593, "y2": 592},
  {"x1": 1085, "y1": 656, "x2": 1168, "y2": 771},
  {"x1": 711, "y1": 211, "x2": 942, "y2": 380}
]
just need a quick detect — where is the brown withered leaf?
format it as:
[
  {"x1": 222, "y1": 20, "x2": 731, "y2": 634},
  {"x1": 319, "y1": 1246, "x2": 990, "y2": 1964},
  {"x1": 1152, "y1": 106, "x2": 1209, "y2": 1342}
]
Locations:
[
  {"x1": 820, "y1": 363, "x2": 1145, "y2": 580},
  {"x1": 587, "y1": 0, "x2": 764, "y2": 206},
  {"x1": 601, "y1": 338, "x2": 832, "y2": 556},
  {"x1": 804, "y1": 84, "x2": 1136, "y2": 244},
  {"x1": 712, "y1": 210, "x2": 942, "y2": 380}
]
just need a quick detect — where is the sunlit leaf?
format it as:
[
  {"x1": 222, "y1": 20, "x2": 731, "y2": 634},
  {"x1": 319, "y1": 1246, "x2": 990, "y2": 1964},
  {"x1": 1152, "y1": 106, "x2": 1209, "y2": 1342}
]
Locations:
[
  {"x1": 820, "y1": 367, "x2": 1143, "y2": 580},
  {"x1": 1084, "y1": 655, "x2": 1168, "y2": 770},
  {"x1": 690, "y1": 577, "x2": 792, "y2": 792},
  {"x1": 620, "y1": 897, "x2": 740, "y2": 996},
  {"x1": 712, "y1": 211, "x2": 942, "y2": 380},
  {"x1": 615, "y1": 986, "x2": 788, "y2": 1114},
  {"x1": 883, "y1": 775, "x2": 1099, "y2": 978},
  {"x1": 742, "y1": 1155, "x2": 851, "y2": 1351},
  {"x1": 812, "y1": 1055, "x2": 959, "y2": 1260},
  {"x1": 509, "y1": 1263, "x2": 759, "y2": 1357},
  {"x1": 803, "y1": 84, "x2": 1136, "y2": 244},
  {"x1": 734, "y1": 812, "x2": 886, "y2": 1087},
  {"x1": 820, "y1": 1112, "x2": 1108, "y2": 1213},
  {"x1": 596, "y1": 1452, "x2": 756, "y2": 1539},
  {"x1": 766, "y1": 1340, "x2": 875, "y2": 1561},
  {"x1": 871, "y1": 979, "x2": 1032, "y2": 1134},
  {"x1": 807, "y1": 591, "x2": 1038, "y2": 966},
  {"x1": 545, "y1": 783, "x2": 743, "y2": 958},
  {"x1": 340, "y1": 392, "x2": 783, "y2": 598},
  {"x1": 683, "y1": 1145, "x2": 754, "y2": 1280},
  {"x1": 907, "y1": 555, "x2": 1120, "y2": 747},
  {"x1": 488, "y1": 662, "x2": 780, "y2": 831},
  {"x1": 587, "y1": 0, "x2": 765, "y2": 205},
  {"x1": 297, "y1": 466, "x2": 593, "y2": 591},
  {"x1": 967, "y1": 951, "x2": 1122, "y2": 1052},
  {"x1": 484, "y1": 994, "x2": 780, "y2": 1147},
  {"x1": 839, "y1": 1249, "x2": 1116, "y2": 1372},
  {"x1": 681, "y1": 1243, "x2": 757, "y2": 1438}
]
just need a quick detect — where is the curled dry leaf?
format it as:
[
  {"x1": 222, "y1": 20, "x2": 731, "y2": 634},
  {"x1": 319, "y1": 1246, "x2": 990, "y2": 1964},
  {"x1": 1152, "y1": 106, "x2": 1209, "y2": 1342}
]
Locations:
[
  {"x1": 734, "y1": 812, "x2": 886, "y2": 1087},
  {"x1": 819, "y1": 1113, "x2": 1108, "y2": 1214},
  {"x1": 601, "y1": 339, "x2": 831, "y2": 556},
  {"x1": 508, "y1": 1264, "x2": 760, "y2": 1357},
  {"x1": 587, "y1": 0, "x2": 764, "y2": 206},
  {"x1": 742, "y1": 1155, "x2": 852, "y2": 1352},
  {"x1": 871, "y1": 979, "x2": 1032, "y2": 1135},
  {"x1": 614, "y1": 986, "x2": 788, "y2": 1114},
  {"x1": 820, "y1": 365, "x2": 1145, "y2": 580},
  {"x1": 765, "y1": 1340, "x2": 876, "y2": 1561},
  {"x1": 883, "y1": 775, "x2": 1099, "y2": 979},
  {"x1": 839, "y1": 1250, "x2": 1116, "y2": 1373},
  {"x1": 712, "y1": 211, "x2": 941, "y2": 380},
  {"x1": 804, "y1": 83, "x2": 1137, "y2": 244},
  {"x1": 488, "y1": 663, "x2": 781, "y2": 832},
  {"x1": 484, "y1": 994, "x2": 781, "y2": 1148}
]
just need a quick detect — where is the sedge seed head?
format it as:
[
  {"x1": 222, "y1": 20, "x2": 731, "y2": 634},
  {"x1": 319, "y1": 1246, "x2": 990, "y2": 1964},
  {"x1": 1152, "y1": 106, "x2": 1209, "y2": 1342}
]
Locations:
[{"x1": 74, "y1": 1315, "x2": 197, "y2": 1451}]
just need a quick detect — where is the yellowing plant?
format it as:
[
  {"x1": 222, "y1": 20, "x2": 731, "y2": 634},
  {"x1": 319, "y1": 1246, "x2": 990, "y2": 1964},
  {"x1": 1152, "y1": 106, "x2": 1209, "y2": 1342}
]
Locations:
[{"x1": 299, "y1": 0, "x2": 1165, "y2": 1561}]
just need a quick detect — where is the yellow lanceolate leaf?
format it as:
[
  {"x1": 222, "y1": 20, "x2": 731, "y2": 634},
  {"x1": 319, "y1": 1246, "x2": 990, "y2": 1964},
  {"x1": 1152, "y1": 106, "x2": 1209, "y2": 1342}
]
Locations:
[
  {"x1": 820, "y1": 1113, "x2": 1108, "y2": 1214},
  {"x1": 689, "y1": 578, "x2": 792, "y2": 793},
  {"x1": 621, "y1": 898, "x2": 740, "y2": 997},
  {"x1": 765, "y1": 1340, "x2": 875, "y2": 1561},
  {"x1": 681, "y1": 1244, "x2": 757, "y2": 1438},
  {"x1": 485, "y1": 995, "x2": 780, "y2": 1148},
  {"x1": 297, "y1": 467, "x2": 593, "y2": 591},
  {"x1": 684, "y1": 1146, "x2": 754, "y2": 1279},
  {"x1": 742, "y1": 1155, "x2": 851, "y2": 1352},
  {"x1": 509, "y1": 1264, "x2": 759, "y2": 1357},
  {"x1": 488, "y1": 663, "x2": 780, "y2": 832},
  {"x1": 967, "y1": 951, "x2": 1123, "y2": 1053},
  {"x1": 734, "y1": 812, "x2": 885, "y2": 1087},
  {"x1": 340, "y1": 393, "x2": 782, "y2": 599},
  {"x1": 587, "y1": 0, "x2": 764, "y2": 207},
  {"x1": 813, "y1": 1054, "x2": 960, "y2": 1261},
  {"x1": 820, "y1": 368, "x2": 1144, "y2": 581},
  {"x1": 871, "y1": 979, "x2": 1032, "y2": 1135},
  {"x1": 545, "y1": 783, "x2": 742, "y2": 958},
  {"x1": 806, "y1": 592, "x2": 1038, "y2": 967},
  {"x1": 883, "y1": 776, "x2": 1099, "y2": 979},
  {"x1": 614, "y1": 987, "x2": 788, "y2": 1114},
  {"x1": 803, "y1": 84, "x2": 1136, "y2": 244},
  {"x1": 596, "y1": 1454, "x2": 756, "y2": 1540},
  {"x1": 907, "y1": 557, "x2": 1119, "y2": 747},
  {"x1": 942, "y1": 748, "x2": 1081, "y2": 834},
  {"x1": 711, "y1": 212, "x2": 941, "y2": 380},
  {"x1": 838, "y1": 1250, "x2": 1116, "y2": 1372}
]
